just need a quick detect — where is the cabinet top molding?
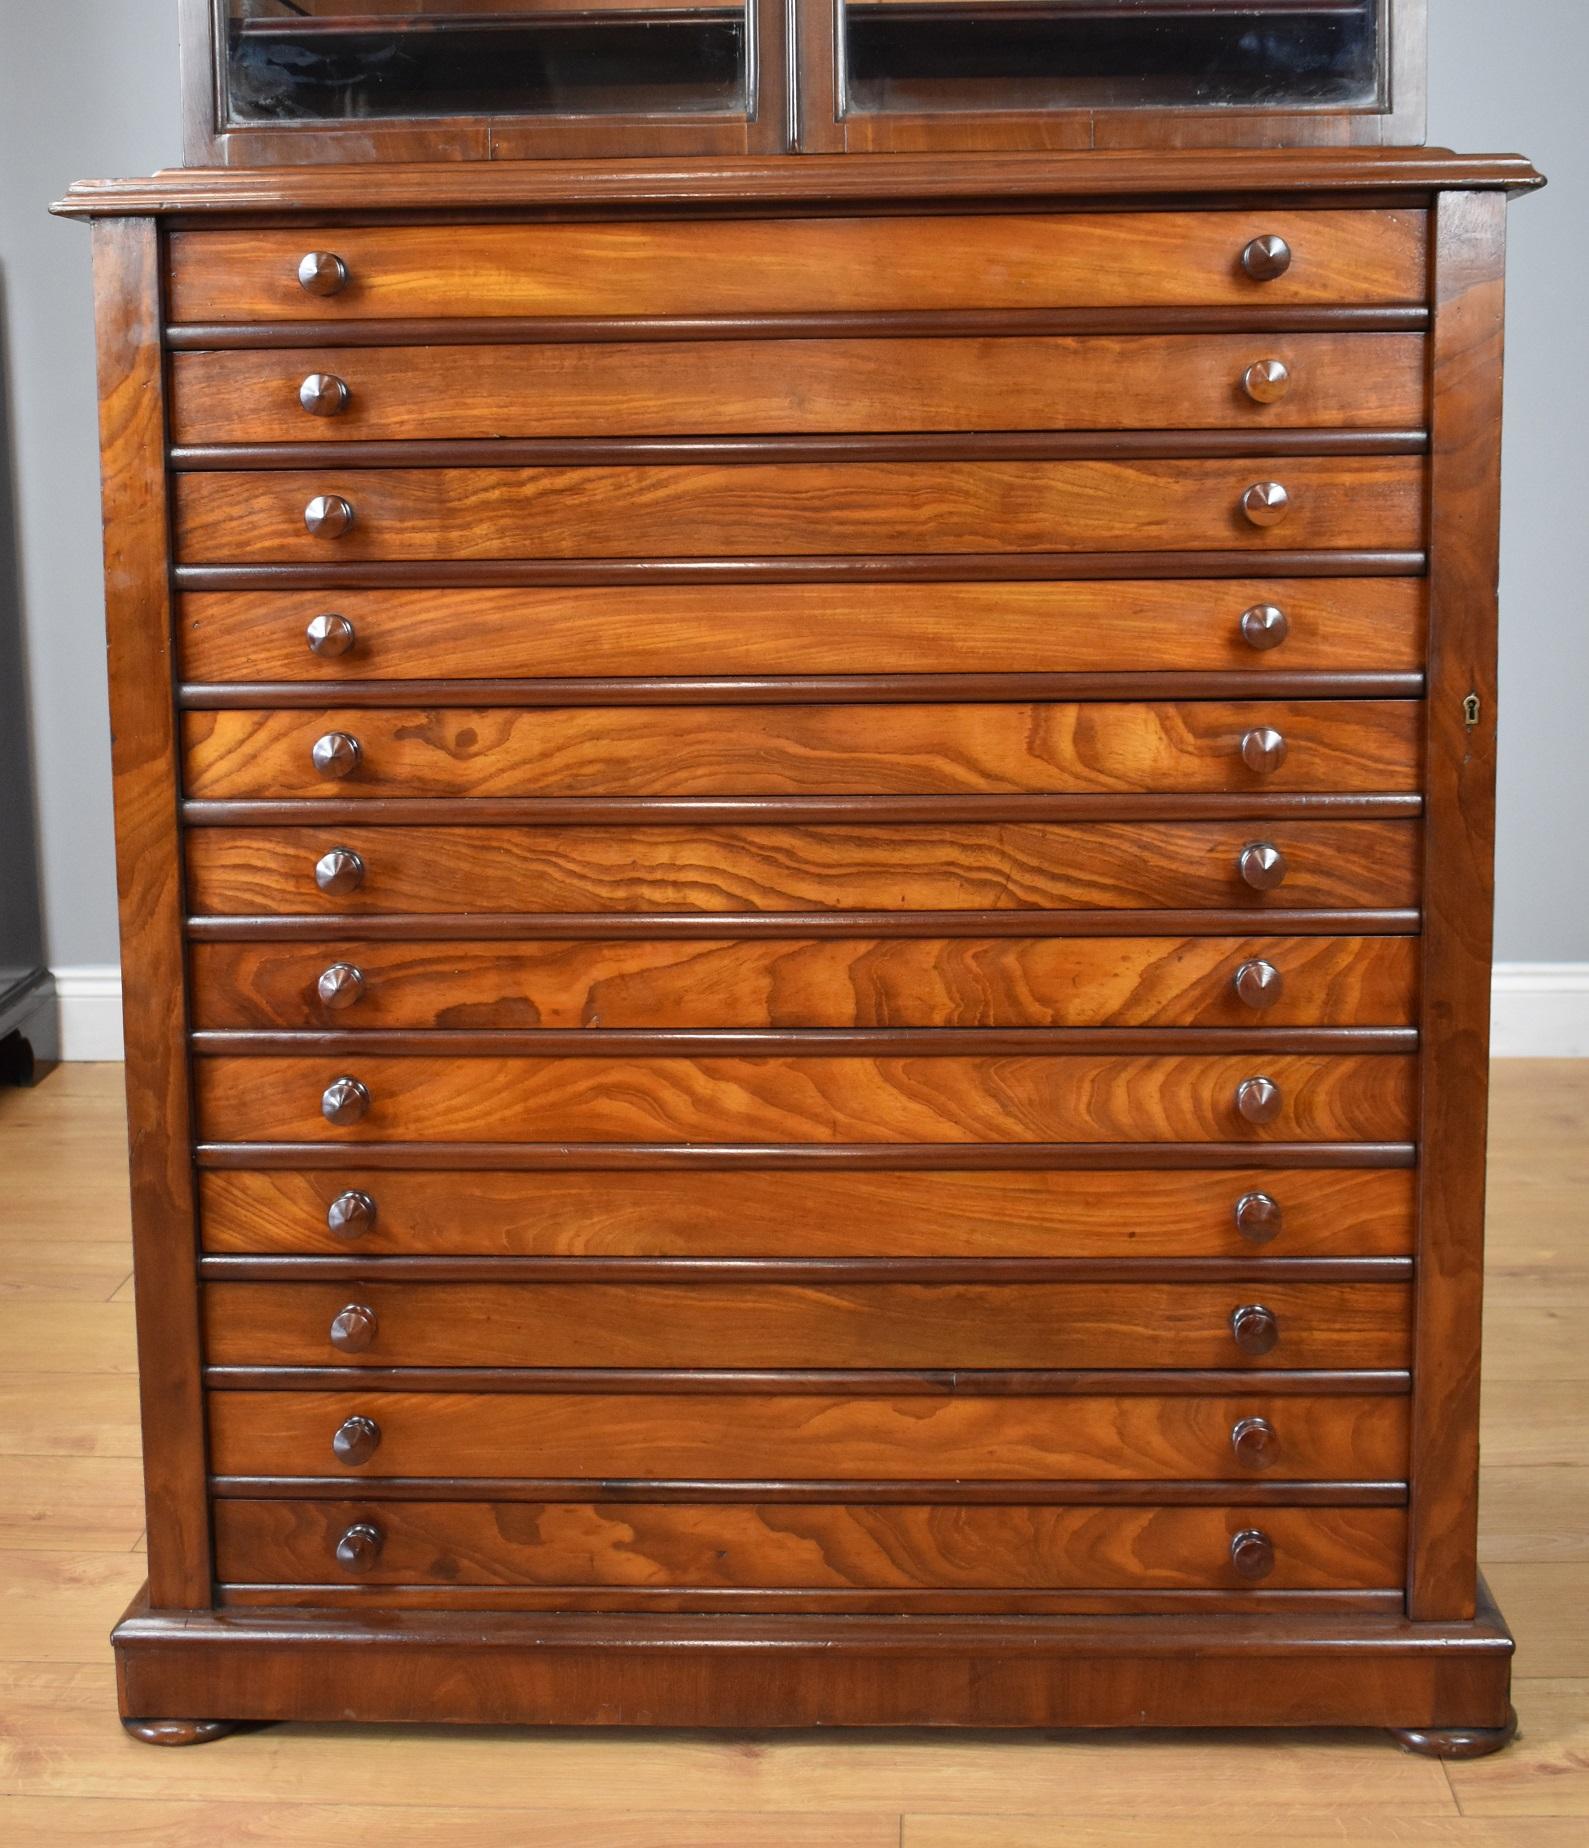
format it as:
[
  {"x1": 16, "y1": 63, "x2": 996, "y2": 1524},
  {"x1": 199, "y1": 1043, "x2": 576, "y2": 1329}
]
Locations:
[{"x1": 52, "y1": 148, "x2": 1544, "y2": 220}]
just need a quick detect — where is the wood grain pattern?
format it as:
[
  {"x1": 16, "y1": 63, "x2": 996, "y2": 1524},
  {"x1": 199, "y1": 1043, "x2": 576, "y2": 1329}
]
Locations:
[
  {"x1": 174, "y1": 579, "x2": 1429, "y2": 684},
  {"x1": 186, "y1": 934, "x2": 1420, "y2": 1031},
  {"x1": 180, "y1": 701, "x2": 1423, "y2": 800},
  {"x1": 196, "y1": 1165, "x2": 1416, "y2": 1258},
  {"x1": 205, "y1": 1388, "x2": 1410, "y2": 1481},
  {"x1": 163, "y1": 212, "x2": 1430, "y2": 322},
  {"x1": 191, "y1": 1052, "x2": 1418, "y2": 1145},
  {"x1": 171, "y1": 458, "x2": 1427, "y2": 562},
  {"x1": 183, "y1": 820, "x2": 1424, "y2": 916},
  {"x1": 167, "y1": 333, "x2": 1427, "y2": 444},
  {"x1": 210, "y1": 1499, "x2": 1407, "y2": 1593}
]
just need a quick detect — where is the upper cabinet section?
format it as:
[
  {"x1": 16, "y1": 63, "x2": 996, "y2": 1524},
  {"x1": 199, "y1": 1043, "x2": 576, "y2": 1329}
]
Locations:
[{"x1": 180, "y1": 0, "x2": 1426, "y2": 164}]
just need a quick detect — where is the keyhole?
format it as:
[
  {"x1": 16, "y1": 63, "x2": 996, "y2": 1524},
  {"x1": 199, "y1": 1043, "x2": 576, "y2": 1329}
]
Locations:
[{"x1": 1463, "y1": 693, "x2": 1481, "y2": 728}]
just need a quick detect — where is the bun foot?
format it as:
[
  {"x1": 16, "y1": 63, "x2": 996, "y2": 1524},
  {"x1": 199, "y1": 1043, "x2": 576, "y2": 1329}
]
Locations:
[
  {"x1": 1390, "y1": 1707, "x2": 1518, "y2": 1759},
  {"x1": 122, "y1": 1718, "x2": 236, "y2": 1747}
]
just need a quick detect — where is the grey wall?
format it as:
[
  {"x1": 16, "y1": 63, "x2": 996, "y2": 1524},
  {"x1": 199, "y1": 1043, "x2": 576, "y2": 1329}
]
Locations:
[{"x1": 0, "y1": 0, "x2": 1583, "y2": 967}]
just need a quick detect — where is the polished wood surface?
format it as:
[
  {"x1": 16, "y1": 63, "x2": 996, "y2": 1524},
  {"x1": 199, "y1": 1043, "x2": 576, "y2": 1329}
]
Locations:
[
  {"x1": 165, "y1": 212, "x2": 1430, "y2": 323},
  {"x1": 182, "y1": 702, "x2": 1423, "y2": 800},
  {"x1": 184, "y1": 820, "x2": 1424, "y2": 916},
  {"x1": 187, "y1": 934, "x2": 1420, "y2": 1030},
  {"x1": 172, "y1": 458, "x2": 1427, "y2": 562}
]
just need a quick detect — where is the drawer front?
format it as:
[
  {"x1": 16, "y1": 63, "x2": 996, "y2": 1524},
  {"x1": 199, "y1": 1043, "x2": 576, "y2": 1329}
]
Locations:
[
  {"x1": 193, "y1": 1052, "x2": 1417, "y2": 1145},
  {"x1": 173, "y1": 459, "x2": 1426, "y2": 562},
  {"x1": 169, "y1": 334, "x2": 1426, "y2": 444},
  {"x1": 212, "y1": 1500, "x2": 1407, "y2": 1594},
  {"x1": 206, "y1": 1389, "x2": 1410, "y2": 1481},
  {"x1": 203, "y1": 1279, "x2": 1412, "y2": 1370},
  {"x1": 177, "y1": 580, "x2": 1428, "y2": 683},
  {"x1": 198, "y1": 1168, "x2": 1417, "y2": 1259},
  {"x1": 188, "y1": 936, "x2": 1420, "y2": 1031},
  {"x1": 182, "y1": 702, "x2": 1422, "y2": 800},
  {"x1": 166, "y1": 212, "x2": 1429, "y2": 323},
  {"x1": 184, "y1": 820, "x2": 1423, "y2": 916}
]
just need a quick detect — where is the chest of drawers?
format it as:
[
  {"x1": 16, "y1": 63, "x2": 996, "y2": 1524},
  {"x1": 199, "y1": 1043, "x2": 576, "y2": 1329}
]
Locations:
[{"x1": 57, "y1": 146, "x2": 1540, "y2": 1754}]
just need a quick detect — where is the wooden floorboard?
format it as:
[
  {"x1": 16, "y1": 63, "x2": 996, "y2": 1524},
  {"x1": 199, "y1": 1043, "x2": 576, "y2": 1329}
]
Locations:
[{"x1": 1, "y1": 1059, "x2": 1585, "y2": 1844}]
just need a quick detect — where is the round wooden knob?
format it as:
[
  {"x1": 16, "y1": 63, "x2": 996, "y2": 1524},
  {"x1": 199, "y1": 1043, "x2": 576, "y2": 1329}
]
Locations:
[
  {"x1": 321, "y1": 1076, "x2": 370, "y2": 1125},
  {"x1": 1241, "y1": 482, "x2": 1291, "y2": 529},
  {"x1": 331, "y1": 1414, "x2": 381, "y2": 1465},
  {"x1": 1243, "y1": 358, "x2": 1292, "y2": 404},
  {"x1": 335, "y1": 1521, "x2": 384, "y2": 1574},
  {"x1": 1233, "y1": 960, "x2": 1283, "y2": 1012},
  {"x1": 327, "y1": 1189, "x2": 377, "y2": 1239},
  {"x1": 1241, "y1": 235, "x2": 1293, "y2": 282},
  {"x1": 1231, "y1": 1415, "x2": 1279, "y2": 1468},
  {"x1": 305, "y1": 494, "x2": 355, "y2": 540},
  {"x1": 1238, "y1": 843, "x2": 1288, "y2": 892},
  {"x1": 317, "y1": 963, "x2": 365, "y2": 1010},
  {"x1": 312, "y1": 731, "x2": 361, "y2": 780},
  {"x1": 1240, "y1": 603, "x2": 1290, "y2": 652},
  {"x1": 300, "y1": 373, "x2": 350, "y2": 418},
  {"x1": 1231, "y1": 1303, "x2": 1280, "y2": 1356},
  {"x1": 1241, "y1": 727, "x2": 1288, "y2": 775},
  {"x1": 1230, "y1": 1528, "x2": 1276, "y2": 1580},
  {"x1": 306, "y1": 613, "x2": 356, "y2": 659},
  {"x1": 329, "y1": 1303, "x2": 379, "y2": 1354},
  {"x1": 1234, "y1": 1190, "x2": 1283, "y2": 1243},
  {"x1": 1236, "y1": 1076, "x2": 1283, "y2": 1126},
  {"x1": 298, "y1": 251, "x2": 349, "y2": 297},
  {"x1": 314, "y1": 847, "x2": 365, "y2": 896}
]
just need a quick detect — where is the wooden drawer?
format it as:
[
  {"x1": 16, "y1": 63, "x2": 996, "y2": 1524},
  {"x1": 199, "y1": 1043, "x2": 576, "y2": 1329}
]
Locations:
[
  {"x1": 183, "y1": 820, "x2": 1423, "y2": 916},
  {"x1": 166, "y1": 212, "x2": 1429, "y2": 323},
  {"x1": 172, "y1": 458, "x2": 1426, "y2": 562},
  {"x1": 205, "y1": 1388, "x2": 1411, "y2": 1481},
  {"x1": 168, "y1": 334, "x2": 1426, "y2": 444},
  {"x1": 176, "y1": 579, "x2": 1429, "y2": 683},
  {"x1": 211, "y1": 1500, "x2": 1408, "y2": 1596},
  {"x1": 182, "y1": 701, "x2": 1422, "y2": 800},
  {"x1": 188, "y1": 935, "x2": 1420, "y2": 1031},
  {"x1": 203, "y1": 1279, "x2": 1412, "y2": 1370},
  {"x1": 198, "y1": 1168, "x2": 1418, "y2": 1260},
  {"x1": 192, "y1": 1052, "x2": 1418, "y2": 1145}
]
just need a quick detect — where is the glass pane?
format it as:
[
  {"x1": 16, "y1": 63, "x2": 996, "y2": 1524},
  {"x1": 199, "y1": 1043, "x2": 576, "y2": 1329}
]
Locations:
[
  {"x1": 223, "y1": 0, "x2": 748, "y2": 123},
  {"x1": 843, "y1": 0, "x2": 1384, "y2": 117}
]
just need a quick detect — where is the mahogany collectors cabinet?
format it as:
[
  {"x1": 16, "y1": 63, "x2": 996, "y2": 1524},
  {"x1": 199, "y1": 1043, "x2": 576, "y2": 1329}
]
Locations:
[{"x1": 56, "y1": 0, "x2": 1543, "y2": 1753}]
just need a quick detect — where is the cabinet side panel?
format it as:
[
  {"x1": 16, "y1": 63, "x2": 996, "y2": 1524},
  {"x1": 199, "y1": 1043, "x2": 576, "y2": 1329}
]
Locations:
[
  {"x1": 92, "y1": 217, "x2": 211, "y2": 1606},
  {"x1": 1408, "y1": 191, "x2": 1507, "y2": 1620}
]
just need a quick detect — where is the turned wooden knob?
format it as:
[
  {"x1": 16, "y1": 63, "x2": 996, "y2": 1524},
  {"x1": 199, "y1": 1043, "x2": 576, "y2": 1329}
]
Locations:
[
  {"x1": 1241, "y1": 727, "x2": 1288, "y2": 775},
  {"x1": 317, "y1": 963, "x2": 365, "y2": 1010},
  {"x1": 1238, "y1": 843, "x2": 1288, "y2": 892},
  {"x1": 306, "y1": 613, "x2": 356, "y2": 658},
  {"x1": 311, "y1": 731, "x2": 361, "y2": 780},
  {"x1": 1240, "y1": 604, "x2": 1290, "y2": 652},
  {"x1": 314, "y1": 847, "x2": 365, "y2": 896},
  {"x1": 1242, "y1": 234, "x2": 1293, "y2": 281},
  {"x1": 1242, "y1": 482, "x2": 1291, "y2": 529},
  {"x1": 321, "y1": 1076, "x2": 370, "y2": 1125},
  {"x1": 327, "y1": 1189, "x2": 377, "y2": 1238},
  {"x1": 329, "y1": 1303, "x2": 379, "y2": 1354},
  {"x1": 1234, "y1": 1191, "x2": 1284, "y2": 1243},
  {"x1": 335, "y1": 1521, "x2": 384, "y2": 1574},
  {"x1": 1231, "y1": 1303, "x2": 1280, "y2": 1356},
  {"x1": 332, "y1": 1414, "x2": 381, "y2": 1465},
  {"x1": 1234, "y1": 960, "x2": 1283, "y2": 1011},
  {"x1": 298, "y1": 251, "x2": 348, "y2": 297},
  {"x1": 1230, "y1": 1528, "x2": 1276, "y2": 1580},
  {"x1": 1243, "y1": 358, "x2": 1292, "y2": 404},
  {"x1": 305, "y1": 494, "x2": 355, "y2": 539},
  {"x1": 1231, "y1": 1415, "x2": 1279, "y2": 1468},
  {"x1": 1236, "y1": 1076, "x2": 1283, "y2": 1126},
  {"x1": 299, "y1": 372, "x2": 350, "y2": 418}
]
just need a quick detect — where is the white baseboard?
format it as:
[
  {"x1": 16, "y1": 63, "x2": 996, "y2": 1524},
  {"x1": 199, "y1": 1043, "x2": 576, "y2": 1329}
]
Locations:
[{"x1": 50, "y1": 960, "x2": 1589, "y2": 1063}]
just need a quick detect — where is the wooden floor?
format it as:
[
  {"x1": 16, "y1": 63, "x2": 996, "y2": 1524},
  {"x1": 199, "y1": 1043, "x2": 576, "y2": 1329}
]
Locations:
[{"x1": 1, "y1": 1062, "x2": 1585, "y2": 1846}]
